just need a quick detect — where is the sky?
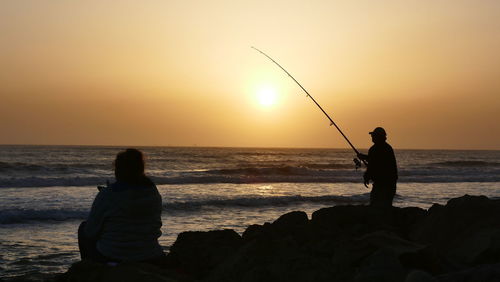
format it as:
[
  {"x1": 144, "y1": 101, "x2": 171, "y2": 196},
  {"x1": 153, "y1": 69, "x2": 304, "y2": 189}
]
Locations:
[{"x1": 1, "y1": 0, "x2": 499, "y2": 149}]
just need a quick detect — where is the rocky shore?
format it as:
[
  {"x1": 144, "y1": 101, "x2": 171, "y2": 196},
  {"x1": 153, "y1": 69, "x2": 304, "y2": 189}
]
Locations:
[{"x1": 5, "y1": 194, "x2": 500, "y2": 282}]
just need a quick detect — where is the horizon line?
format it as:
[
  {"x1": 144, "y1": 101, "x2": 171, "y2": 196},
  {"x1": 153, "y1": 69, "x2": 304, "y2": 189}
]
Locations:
[{"x1": 0, "y1": 143, "x2": 498, "y2": 151}]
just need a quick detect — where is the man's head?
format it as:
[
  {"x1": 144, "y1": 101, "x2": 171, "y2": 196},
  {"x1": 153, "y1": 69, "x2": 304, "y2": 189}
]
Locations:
[
  {"x1": 369, "y1": 127, "x2": 387, "y2": 144},
  {"x1": 114, "y1": 148, "x2": 146, "y2": 183}
]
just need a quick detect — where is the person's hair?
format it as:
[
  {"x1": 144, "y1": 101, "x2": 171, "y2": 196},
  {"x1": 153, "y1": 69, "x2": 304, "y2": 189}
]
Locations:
[{"x1": 114, "y1": 148, "x2": 149, "y2": 185}]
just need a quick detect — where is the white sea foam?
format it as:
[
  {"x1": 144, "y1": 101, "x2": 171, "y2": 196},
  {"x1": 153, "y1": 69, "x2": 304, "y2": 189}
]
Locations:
[
  {"x1": 0, "y1": 193, "x2": 370, "y2": 224},
  {"x1": 163, "y1": 194, "x2": 369, "y2": 211}
]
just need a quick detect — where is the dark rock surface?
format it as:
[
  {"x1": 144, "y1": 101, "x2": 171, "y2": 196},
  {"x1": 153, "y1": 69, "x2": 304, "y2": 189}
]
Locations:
[
  {"x1": 8, "y1": 194, "x2": 500, "y2": 282},
  {"x1": 167, "y1": 229, "x2": 243, "y2": 279}
]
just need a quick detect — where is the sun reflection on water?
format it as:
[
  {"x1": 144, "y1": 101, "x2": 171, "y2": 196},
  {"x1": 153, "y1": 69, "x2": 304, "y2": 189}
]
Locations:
[{"x1": 256, "y1": 184, "x2": 274, "y2": 195}]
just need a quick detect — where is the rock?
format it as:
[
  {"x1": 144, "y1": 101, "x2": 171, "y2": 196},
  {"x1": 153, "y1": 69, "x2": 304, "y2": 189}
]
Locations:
[
  {"x1": 272, "y1": 211, "x2": 308, "y2": 228},
  {"x1": 437, "y1": 263, "x2": 500, "y2": 282},
  {"x1": 165, "y1": 229, "x2": 242, "y2": 279},
  {"x1": 393, "y1": 207, "x2": 428, "y2": 238},
  {"x1": 411, "y1": 195, "x2": 500, "y2": 267},
  {"x1": 241, "y1": 224, "x2": 265, "y2": 241},
  {"x1": 2, "y1": 273, "x2": 61, "y2": 282},
  {"x1": 59, "y1": 260, "x2": 180, "y2": 282},
  {"x1": 242, "y1": 211, "x2": 311, "y2": 245},
  {"x1": 405, "y1": 270, "x2": 438, "y2": 282},
  {"x1": 353, "y1": 249, "x2": 406, "y2": 282},
  {"x1": 208, "y1": 234, "x2": 334, "y2": 282},
  {"x1": 270, "y1": 211, "x2": 311, "y2": 245},
  {"x1": 53, "y1": 194, "x2": 500, "y2": 282},
  {"x1": 331, "y1": 230, "x2": 428, "y2": 281},
  {"x1": 312, "y1": 205, "x2": 391, "y2": 237}
]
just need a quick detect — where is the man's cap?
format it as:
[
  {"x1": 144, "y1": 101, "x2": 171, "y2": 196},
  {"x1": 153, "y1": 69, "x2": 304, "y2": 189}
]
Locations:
[{"x1": 369, "y1": 127, "x2": 386, "y2": 136}]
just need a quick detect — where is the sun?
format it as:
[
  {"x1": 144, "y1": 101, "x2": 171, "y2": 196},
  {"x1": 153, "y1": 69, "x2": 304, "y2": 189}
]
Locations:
[{"x1": 257, "y1": 86, "x2": 277, "y2": 107}]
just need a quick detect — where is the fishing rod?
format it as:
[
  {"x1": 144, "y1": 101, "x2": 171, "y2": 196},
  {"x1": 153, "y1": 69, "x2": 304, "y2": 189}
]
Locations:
[{"x1": 252, "y1": 46, "x2": 367, "y2": 168}]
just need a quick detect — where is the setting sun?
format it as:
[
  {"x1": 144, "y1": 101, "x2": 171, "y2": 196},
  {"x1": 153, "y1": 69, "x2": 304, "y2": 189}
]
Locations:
[{"x1": 257, "y1": 86, "x2": 277, "y2": 107}]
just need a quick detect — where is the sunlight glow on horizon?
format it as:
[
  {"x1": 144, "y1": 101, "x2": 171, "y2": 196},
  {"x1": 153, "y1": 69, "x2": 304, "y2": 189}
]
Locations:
[{"x1": 0, "y1": 1, "x2": 499, "y2": 149}]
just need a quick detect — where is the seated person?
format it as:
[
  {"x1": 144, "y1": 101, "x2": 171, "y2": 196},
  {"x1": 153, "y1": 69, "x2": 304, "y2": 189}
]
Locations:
[{"x1": 78, "y1": 148, "x2": 164, "y2": 264}]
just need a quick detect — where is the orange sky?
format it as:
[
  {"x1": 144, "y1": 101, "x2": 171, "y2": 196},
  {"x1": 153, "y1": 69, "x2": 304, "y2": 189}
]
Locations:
[{"x1": 1, "y1": 0, "x2": 499, "y2": 149}]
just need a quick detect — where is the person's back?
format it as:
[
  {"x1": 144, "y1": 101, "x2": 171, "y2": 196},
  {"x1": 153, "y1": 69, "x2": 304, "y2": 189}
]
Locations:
[
  {"x1": 367, "y1": 141, "x2": 398, "y2": 183},
  {"x1": 79, "y1": 149, "x2": 164, "y2": 262},
  {"x1": 84, "y1": 179, "x2": 163, "y2": 261}
]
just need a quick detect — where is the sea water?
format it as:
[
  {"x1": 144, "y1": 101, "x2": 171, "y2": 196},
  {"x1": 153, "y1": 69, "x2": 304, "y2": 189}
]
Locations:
[{"x1": 1, "y1": 145, "x2": 500, "y2": 277}]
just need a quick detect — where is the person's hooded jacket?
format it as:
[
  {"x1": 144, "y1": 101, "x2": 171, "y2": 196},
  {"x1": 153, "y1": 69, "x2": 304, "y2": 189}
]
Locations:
[{"x1": 84, "y1": 180, "x2": 163, "y2": 261}]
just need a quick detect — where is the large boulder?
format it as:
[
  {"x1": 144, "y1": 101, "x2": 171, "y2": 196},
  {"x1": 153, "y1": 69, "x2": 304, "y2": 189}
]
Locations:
[
  {"x1": 165, "y1": 229, "x2": 242, "y2": 279},
  {"x1": 242, "y1": 211, "x2": 310, "y2": 244},
  {"x1": 208, "y1": 231, "x2": 334, "y2": 282},
  {"x1": 411, "y1": 195, "x2": 500, "y2": 267},
  {"x1": 311, "y1": 205, "x2": 426, "y2": 241},
  {"x1": 1, "y1": 273, "x2": 61, "y2": 282},
  {"x1": 211, "y1": 209, "x2": 432, "y2": 282},
  {"x1": 331, "y1": 230, "x2": 431, "y2": 282},
  {"x1": 437, "y1": 263, "x2": 500, "y2": 282},
  {"x1": 209, "y1": 211, "x2": 333, "y2": 282},
  {"x1": 58, "y1": 260, "x2": 180, "y2": 282}
]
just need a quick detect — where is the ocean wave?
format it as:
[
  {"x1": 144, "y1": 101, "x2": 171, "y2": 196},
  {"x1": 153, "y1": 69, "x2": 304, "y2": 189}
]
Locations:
[
  {"x1": 0, "y1": 209, "x2": 88, "y2": 224},
  {"x1": 300, "y1": 163, "x2": 354, "y2": 169},
  {"x1": 0, "y1": 176, "x2": 106, "y2": 188},
  {"x1": 0, "y1": 164, "x2": 361, "y2": 187},
  {"x1": 427, "y1": 161, "x2": 500, "y2": 167},
  {"x1": 163, "y1": 194, "x2": 369, "y2": 211},
  {"x1": 0, "y1": 194, "x2": 369, "y2": 224},
  {"x1": 207, "y1": 166, "x2": 309, "y2": 176},
  {"x1": 2, "y1": 169, "x2": 500, "y2": 188},
  {"x1": 204, "y1": 163, "x2": 354, "y2": 175},
  {"x1": 0, "y1": 161, "x2": 109, "y2": 172},
  {"x1": 231, "y1": 151, "x2": 292, "y2": 157},
  {"x1": 151, "y1": 174, "x2": 361, "y2": 185}
]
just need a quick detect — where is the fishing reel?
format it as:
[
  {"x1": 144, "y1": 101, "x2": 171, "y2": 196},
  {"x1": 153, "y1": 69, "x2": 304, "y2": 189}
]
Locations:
[{"x1": 353, "y1": 158, "x2": 362, "y2": 170}]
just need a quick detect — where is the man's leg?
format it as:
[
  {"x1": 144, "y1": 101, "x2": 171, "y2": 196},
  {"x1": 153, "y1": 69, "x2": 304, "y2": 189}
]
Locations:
[
  {"x1": 370, "y1": 183, "x2": 383, "y2": 207},
  {"x1": 386, "y1": 182, "x2": 397, "y2": 206},
  {"x1": 370, "y1": 182, "x2": 396, "y2": 207}
]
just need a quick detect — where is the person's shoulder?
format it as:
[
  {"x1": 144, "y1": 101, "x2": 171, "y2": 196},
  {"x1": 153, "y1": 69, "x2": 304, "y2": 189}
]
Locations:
[
  {"x1": 91, "y1": 185, "x2": 114, "y2": 206},
  {"x1": 97, "y1": 183, "x2": 113, "y2": 192},
  {"x1": 369, "y1": 142, "x2": 393, "y2": 153},
  {"x1": 382, "y1": 142, "x2": 395, "y2": 153},
  {"x1": 368, "y1": 144, "x2": 377, "y2": 152}
]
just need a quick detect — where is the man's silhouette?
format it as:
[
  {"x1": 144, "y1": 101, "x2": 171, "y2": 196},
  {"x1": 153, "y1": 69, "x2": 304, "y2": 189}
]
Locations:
[{"x1": 358, "y1": 127, "x2": 398, "y2": 207}]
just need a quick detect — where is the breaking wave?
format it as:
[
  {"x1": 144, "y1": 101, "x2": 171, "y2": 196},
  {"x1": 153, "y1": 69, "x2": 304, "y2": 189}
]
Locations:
[
  {"x1": 0, "y1": 161, "x2": 108, "y2": 172},
  {"x1": 163, "y1": 194, "x2": 369, "y2": 211},
  {"x1": 0, "y1": 194, "x2": 370, "y2": 224},
  {"x1": 0, "y1": 209, "x2": 88, "y2": 224},
  {"x1": 428, "y1": 161, "x2": 500, "y2": 167}
]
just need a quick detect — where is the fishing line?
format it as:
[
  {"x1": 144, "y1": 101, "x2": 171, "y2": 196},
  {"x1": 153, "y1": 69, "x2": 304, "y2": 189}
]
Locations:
[{"x1": 252, "y1": 46, "x2": 366, "y2": 168}]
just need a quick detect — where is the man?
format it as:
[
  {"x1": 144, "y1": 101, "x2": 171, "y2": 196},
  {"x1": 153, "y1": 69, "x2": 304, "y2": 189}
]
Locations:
[{"x1": 357, "y1": 127, "x2": 398, "y2": 207}]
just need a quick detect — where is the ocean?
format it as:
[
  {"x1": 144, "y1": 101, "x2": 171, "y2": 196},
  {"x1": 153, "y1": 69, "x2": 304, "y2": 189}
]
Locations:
[{"x1": 1, "y1": 145, "x2": 500, "y2": 278}]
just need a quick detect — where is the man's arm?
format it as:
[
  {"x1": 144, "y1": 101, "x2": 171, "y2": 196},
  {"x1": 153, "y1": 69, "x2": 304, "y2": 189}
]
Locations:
[
  {"x1": 357, "y1": 152, "x2": 371, "y2": 187},
  {"x1": 357, "y1": 153, "x2": 368, "y2": 162},
  {"x1": 84, "y1": 189, "x2": 110, "y2": 239}
]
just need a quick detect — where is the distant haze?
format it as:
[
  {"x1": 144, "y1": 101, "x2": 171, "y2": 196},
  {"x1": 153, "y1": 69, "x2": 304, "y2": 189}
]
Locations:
[{"x1": 1, "y1": 1, "x2": 499, "y2": 149}]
